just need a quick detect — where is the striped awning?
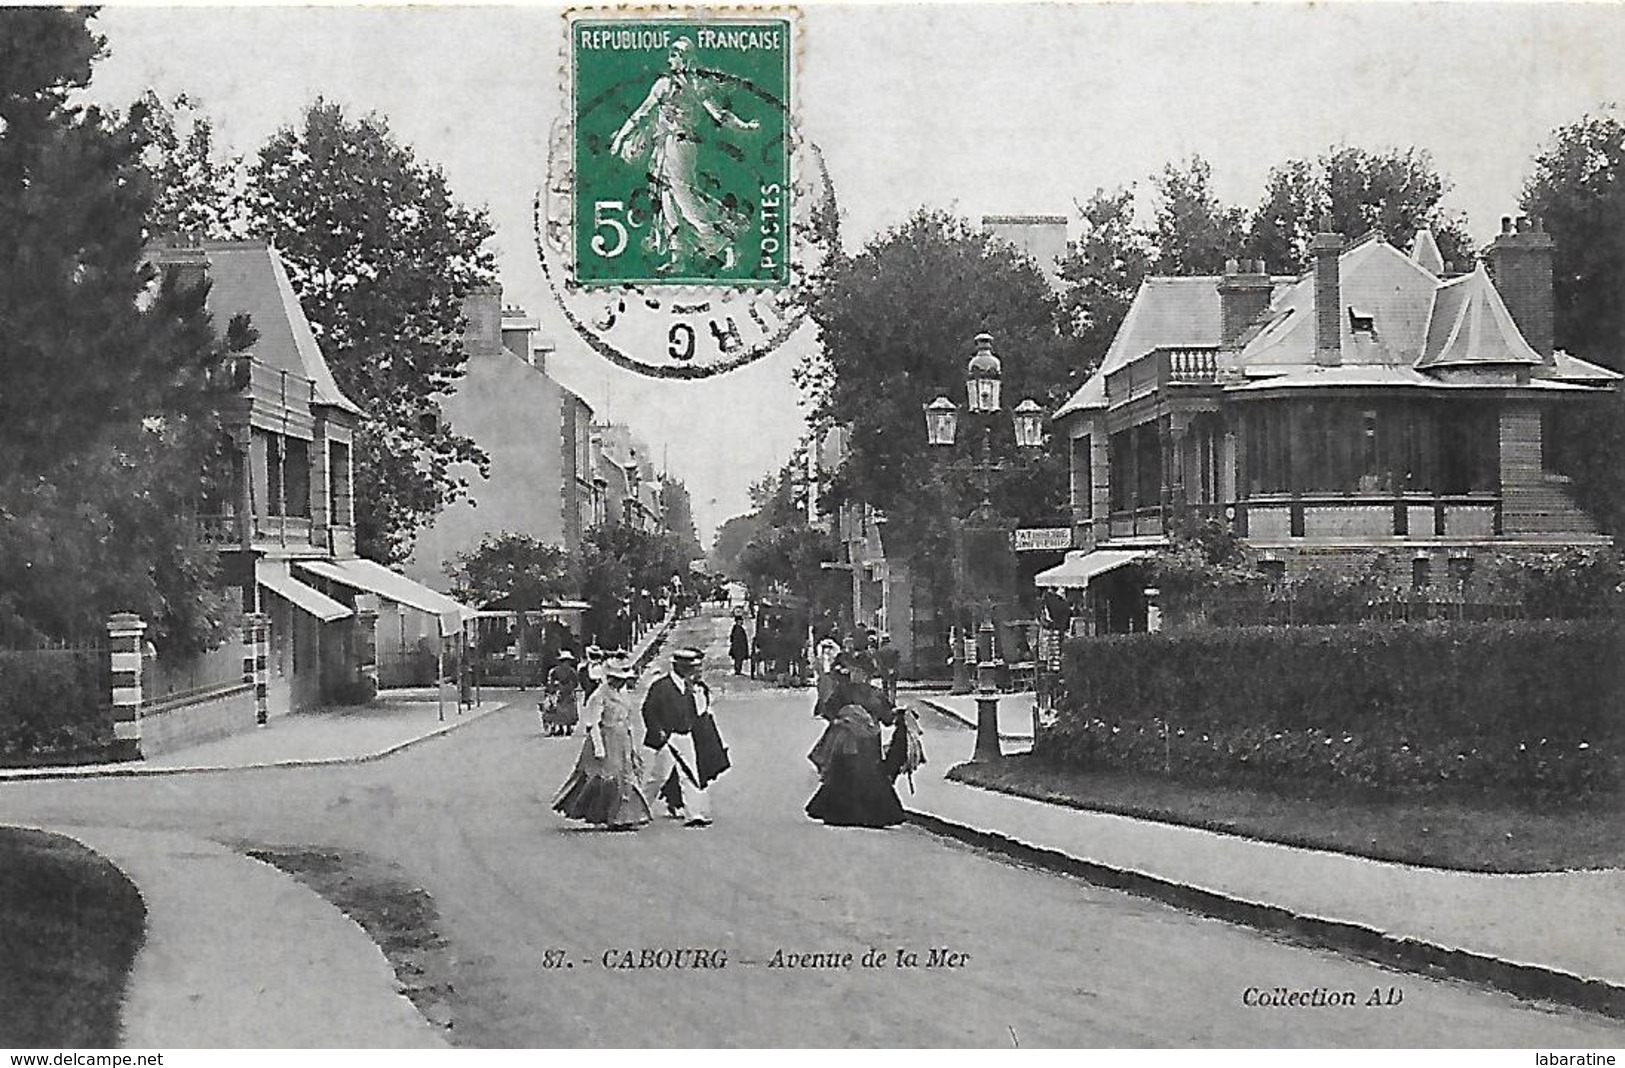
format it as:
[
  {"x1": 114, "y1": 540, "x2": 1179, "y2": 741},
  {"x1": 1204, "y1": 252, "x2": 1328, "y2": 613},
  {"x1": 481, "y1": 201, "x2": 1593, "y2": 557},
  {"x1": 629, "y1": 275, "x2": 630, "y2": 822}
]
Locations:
[
  {"x1": 297, "y1": 558, "x2": 473, "y2": 632},
  {"x1": 255, "y1": 560, "x2": 352, "y2": 622},
  {"x1": 1033, "y1": 549, "x2": 1152, "y2": 589}
]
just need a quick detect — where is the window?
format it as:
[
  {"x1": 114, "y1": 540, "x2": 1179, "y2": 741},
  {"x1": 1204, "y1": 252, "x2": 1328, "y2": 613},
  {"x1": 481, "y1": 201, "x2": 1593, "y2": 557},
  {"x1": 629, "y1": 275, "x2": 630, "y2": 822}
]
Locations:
[
  {"x1": 1109, "y1": 430, "x2": 1132, "y2": 512},
  {"x1": 1134, "y1": 422, "x2": 1162, "y2": 509},
  {"x1": 284, "y1": 439, "x2": 310, "y2": 518},
  {"x1": 329, "y1": 442, "x2": 353, "y2": 527},
  {"x1": 1448, "y1": 555, "x2": 1474, "y2": 592},
  {"x1": 1412, "y1": 555, "x2": 1432, "y2": 590},
  {"x1": 1358, "y1": 409, "x2": 1381, "y2": 493},
  {"x1": 1259, "y1": 558, "x2": 1286, "y2": 584},
  {"x1": 1439, "y1": 405, "x2": 1499, "y2": 494},
  {"x1": 1070, "y1": 434, "x2": 1092, "y2": 519},
  {"x1": 265, "y1": 434, "x2": 284, "y2": 516}
]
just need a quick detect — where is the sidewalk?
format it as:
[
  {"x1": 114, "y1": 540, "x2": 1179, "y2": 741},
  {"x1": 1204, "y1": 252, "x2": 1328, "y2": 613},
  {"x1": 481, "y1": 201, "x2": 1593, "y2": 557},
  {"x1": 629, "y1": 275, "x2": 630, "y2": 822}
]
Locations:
[
  {"x1": 3, "y1": 617, "x2": 679, "y2": 1047},
  {"x1": 903, "y1": 715, "x2": 1625, "y2": 1020},
  {"x1": 1, "y1": 615, "x2": 679, "y2": 782},
  {"x1": 915, "y1": 691, "x2": 1035, "y2": 741}
]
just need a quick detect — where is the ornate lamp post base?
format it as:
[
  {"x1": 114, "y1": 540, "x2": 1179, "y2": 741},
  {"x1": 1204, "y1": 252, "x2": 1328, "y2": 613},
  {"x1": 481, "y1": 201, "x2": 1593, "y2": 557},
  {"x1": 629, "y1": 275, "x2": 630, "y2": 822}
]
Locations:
[{"x1": 974, "y1": 693, "x2": 1003, "y2": 761}]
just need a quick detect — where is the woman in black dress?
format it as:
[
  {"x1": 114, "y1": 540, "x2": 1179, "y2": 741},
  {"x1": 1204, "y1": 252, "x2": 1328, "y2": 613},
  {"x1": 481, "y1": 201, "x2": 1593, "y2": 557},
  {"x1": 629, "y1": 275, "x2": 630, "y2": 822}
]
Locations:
[{"x1": 805, "y1": 656, "x2": 906, "y2": 827}]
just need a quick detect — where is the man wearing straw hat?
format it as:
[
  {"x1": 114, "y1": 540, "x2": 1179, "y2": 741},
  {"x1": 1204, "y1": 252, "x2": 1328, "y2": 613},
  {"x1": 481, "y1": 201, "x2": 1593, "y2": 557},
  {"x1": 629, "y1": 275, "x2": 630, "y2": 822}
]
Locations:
[{"x1": 641, "y1": 647, "x2": 729, "y2": 826}]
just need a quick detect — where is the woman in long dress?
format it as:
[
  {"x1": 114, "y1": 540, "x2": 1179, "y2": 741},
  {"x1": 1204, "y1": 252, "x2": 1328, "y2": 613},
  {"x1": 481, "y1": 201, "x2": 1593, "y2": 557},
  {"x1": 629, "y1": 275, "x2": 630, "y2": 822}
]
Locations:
[
  {"x1": 553, "y1": 659, "x2": 652, "y2": 830},
  {"x1": 541, "y1": 651, "x2": 580, "y2": 736},
  {"x1": 806, "y1": 656, "x2": 906, "y2": 828}
]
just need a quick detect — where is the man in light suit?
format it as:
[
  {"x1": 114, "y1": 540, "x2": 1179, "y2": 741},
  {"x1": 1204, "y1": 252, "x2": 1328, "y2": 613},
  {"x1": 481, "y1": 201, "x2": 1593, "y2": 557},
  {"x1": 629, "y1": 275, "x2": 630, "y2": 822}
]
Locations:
[{"x1": 641, "y1": 648, "x2": 729, "y2": 826}]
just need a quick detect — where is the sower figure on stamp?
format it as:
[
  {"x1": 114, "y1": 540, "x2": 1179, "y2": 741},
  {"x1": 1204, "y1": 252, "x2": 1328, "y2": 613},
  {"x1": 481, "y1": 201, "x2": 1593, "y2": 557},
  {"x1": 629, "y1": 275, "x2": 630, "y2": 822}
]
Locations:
[
  {"x1": 609, "y1": 38, "x2": 760, "y2": 274},
  {"x1": 642, "y1": 648, "x2": 730, "y2": 826}
]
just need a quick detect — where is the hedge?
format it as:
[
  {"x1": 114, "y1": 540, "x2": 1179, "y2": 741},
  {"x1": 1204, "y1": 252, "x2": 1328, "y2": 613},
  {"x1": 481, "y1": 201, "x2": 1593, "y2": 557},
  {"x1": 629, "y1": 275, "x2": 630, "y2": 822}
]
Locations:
[
  {"x1": 0, "y1": 650, "x2": 112, "y2": 759},
  {"x1": 1041, "y1": 621, "x2": 1624, "y2": 799}
]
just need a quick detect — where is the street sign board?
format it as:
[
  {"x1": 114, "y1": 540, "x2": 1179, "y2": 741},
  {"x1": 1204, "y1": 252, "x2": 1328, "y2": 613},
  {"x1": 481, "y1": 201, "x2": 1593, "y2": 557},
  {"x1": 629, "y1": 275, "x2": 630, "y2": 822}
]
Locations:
[{"x1": 1012, "y1": 527, "x2": 1072, "y2": 552}]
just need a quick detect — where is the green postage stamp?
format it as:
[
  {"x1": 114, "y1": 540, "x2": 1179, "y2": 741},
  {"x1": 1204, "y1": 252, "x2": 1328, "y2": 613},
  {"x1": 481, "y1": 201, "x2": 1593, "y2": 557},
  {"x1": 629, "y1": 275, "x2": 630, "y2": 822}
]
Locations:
[{"x1": 572, "y1": 17, "x2": 792, "y2": 287}]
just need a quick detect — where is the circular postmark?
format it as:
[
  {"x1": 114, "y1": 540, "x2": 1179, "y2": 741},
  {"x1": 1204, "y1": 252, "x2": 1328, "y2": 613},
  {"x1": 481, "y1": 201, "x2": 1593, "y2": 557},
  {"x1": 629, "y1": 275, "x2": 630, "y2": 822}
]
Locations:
[{"x1": 536, "y1": 11, "x2": 837, "y2": 380}]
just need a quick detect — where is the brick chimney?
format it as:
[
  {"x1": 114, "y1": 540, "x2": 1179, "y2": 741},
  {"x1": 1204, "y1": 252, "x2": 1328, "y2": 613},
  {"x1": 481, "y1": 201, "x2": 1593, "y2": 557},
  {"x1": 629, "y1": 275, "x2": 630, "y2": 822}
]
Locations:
[
  {"x1": 1310, "y1": 227, "x2": 1345, "y2": 367},
  {"x1": 1484, "y1": 214, "x2": 1554, "y2": 358},
  {"x1": 462, "y1": 284, "x2": 503, "y2": 360},
  {"x1": 1217, "y1": 258, "x2": 1273, "y2": 344},
  {"x1": 501, "y1": 305, "x2": 540, "y2": 367},
  {"x1": 148, "y1": 238, "x2": 210, "y2": 293}
]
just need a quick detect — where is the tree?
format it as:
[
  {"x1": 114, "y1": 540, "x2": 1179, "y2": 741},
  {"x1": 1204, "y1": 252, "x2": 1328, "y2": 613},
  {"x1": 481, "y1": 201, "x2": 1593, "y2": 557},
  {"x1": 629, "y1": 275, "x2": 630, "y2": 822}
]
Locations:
[
  {"x1": 1149, "y1": 156, "x2": 1248, "y2": 275},
  {"x1": 1056, "y1": 186, "x2": 1153, "y2": 371},
  {"x1": 1245, "y1": 146, "x2": 1472, "y2": 272},
  {"x1": 709, "y1": 512, "x2": 761, "y2": 579},
  {"x1": 0, "y1": 9, "x2": 252, "y2": 652},
  {"x1": 445, "y1": 532, "x2": 574, "y2": 609},
  {"x1": 1523, "y1": 110, "x2": 1625, "y2": 372},
  {"x1": 806, "y1": 210, "x2": 1072, "y2": 610},
  {"x1": 658, "y1": 475, "x2": 703, "y2": 566},
  {"x1": 133, "y1": 91, "x2": 251, "y2": 241},
  {"x1": 1522, "y1": 108, "x2": 1625, "y2": 533},
  {"x1": 247, "y1": 100, "x2": 497, "y2": 563}
]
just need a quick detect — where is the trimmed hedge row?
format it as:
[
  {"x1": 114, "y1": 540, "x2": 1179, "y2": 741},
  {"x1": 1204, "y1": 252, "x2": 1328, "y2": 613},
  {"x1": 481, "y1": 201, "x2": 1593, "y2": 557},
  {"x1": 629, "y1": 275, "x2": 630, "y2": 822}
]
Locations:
[
  {"x1": 1041, "y1": 621, "x2": 1624, "y2": 798},
  {"x1": 0, "y1": 650, "x2": 112, "y2": 759}
]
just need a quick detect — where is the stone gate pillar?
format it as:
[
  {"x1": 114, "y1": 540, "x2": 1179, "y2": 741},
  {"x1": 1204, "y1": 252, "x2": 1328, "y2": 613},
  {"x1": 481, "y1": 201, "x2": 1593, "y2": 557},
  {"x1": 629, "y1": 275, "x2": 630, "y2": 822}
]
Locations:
[
  {"x1": 107, "y1": 613, "x2": 147, "y2": 749},
  {"x1": 241, "y1": 613, "x2": 270, "y2": 725}
]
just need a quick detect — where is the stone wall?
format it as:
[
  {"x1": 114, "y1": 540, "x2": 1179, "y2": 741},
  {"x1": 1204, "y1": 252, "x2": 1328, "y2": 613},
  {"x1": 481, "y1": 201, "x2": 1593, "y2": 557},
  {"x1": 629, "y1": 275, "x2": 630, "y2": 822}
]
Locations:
[{"x1": 137, "y1": 685, "x2": 257, "y2": 757}]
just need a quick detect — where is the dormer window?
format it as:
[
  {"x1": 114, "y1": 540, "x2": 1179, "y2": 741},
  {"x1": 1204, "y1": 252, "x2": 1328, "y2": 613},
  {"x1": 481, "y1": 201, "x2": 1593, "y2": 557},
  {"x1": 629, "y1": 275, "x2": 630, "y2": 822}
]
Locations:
[{"x1": 1348, "y1": 307, "x2": 1376, "y2": 334}]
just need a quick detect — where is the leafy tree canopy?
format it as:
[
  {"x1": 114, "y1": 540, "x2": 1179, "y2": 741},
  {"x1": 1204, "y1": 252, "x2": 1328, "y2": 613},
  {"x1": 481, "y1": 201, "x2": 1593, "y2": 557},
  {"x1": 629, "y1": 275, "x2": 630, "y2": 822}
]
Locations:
[
  {"x1": 1245, "y1": 145, "x2": 1473, "y2": 272},
  {"x1": 1523, "y1": 109, "x2": 1625, "y2": 372},
  {"x1": 804, "y1": 210, "x2": 1072, "y2": 601},
  {"x1": 1522, "y1": 108, "x2": 1625, "y2": 533},
  {"x1": 445, "y1": 532, "x2": 574, "y2": 610},
  {"x1": 0, "y1": 9, "x2": 251, "y2": 652},
  {"x1": 658, "y1": 475, "x2": 703, "y2": 566},
  {"x1": 248, "y1": 99, "x2": 497, "y2": 563},
  {"x1": 134, "y1": 90, "x2": 252, "y2": 242}
]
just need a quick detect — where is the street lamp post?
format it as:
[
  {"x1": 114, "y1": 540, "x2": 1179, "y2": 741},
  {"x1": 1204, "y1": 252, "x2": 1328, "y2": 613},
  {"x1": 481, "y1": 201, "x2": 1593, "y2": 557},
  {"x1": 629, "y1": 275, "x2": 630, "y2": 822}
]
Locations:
[{"x1": 923, "y1": 333, "x2": 1046, "y2": 761}]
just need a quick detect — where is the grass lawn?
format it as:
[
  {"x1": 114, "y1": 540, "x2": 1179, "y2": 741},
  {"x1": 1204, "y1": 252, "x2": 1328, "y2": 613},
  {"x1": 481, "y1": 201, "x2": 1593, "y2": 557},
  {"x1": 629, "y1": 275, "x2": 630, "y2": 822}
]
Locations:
[
  {"x1": 245, "y1": 847, "x2": 461, "y2": 1038},
  {"x1": 0, "y1": 828, "x2": 146, "y2": 1046},
  {"x1": 950, "y1": 753, "x2": 1625, "y2": 873}
]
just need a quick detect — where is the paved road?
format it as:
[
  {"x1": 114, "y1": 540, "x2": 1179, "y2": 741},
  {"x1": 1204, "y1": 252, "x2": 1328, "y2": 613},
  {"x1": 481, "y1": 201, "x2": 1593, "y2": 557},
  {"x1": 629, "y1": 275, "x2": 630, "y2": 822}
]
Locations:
[{"x1": 3, "y1": 609, "x2": 1623, "y2": 1047}]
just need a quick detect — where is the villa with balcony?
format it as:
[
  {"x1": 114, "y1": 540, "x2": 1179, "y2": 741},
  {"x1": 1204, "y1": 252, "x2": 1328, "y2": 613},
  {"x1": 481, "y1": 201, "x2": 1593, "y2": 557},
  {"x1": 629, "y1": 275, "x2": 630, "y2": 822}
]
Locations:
[
  {"x1": 1046, "y1": 217, "x2": 1620, "y2": 630},
  {"x1": 152, "y1": 240, "x2": 469, "y2": 718}
]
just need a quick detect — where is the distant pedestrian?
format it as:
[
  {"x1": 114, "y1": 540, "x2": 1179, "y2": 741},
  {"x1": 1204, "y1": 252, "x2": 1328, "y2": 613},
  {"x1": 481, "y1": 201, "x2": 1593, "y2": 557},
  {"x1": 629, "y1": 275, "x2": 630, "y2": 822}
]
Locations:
[
  {"x1": 542, "y1": 651, "x2": 580, "y2": 736},
  {"x1": 553, "y1": 658, "x2": 652, "y2": 830},
  {"x1": 875, "y1": 634, "x2": 901, "y2": 704},
  {"x1": 729, "y1": 618, "x2": 752, "y2": 676}
]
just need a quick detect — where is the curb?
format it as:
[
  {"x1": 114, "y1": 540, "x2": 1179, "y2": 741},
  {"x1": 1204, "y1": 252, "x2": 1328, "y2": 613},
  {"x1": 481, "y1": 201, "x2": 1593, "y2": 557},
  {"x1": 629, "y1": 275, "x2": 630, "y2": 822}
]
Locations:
[
  {"x1": 0, "y1": 616, "x2": 686, "y2": 784},
  {"x1": 0, "y1": 698, "x2": 516, "y2": 783},
  {"x1": 905, "y1": 805, "x2": 1625, "y2": 1022},
  {"x1": 915, "y1": 697, "x2": 1033, "y2": 744}
]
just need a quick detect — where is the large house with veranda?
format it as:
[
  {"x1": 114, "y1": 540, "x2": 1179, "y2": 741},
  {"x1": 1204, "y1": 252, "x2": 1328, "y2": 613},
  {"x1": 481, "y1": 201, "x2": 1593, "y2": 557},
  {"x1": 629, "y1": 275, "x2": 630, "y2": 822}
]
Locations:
[{"x1": 1043, "y1": 216, "x2": 1620, "y2": 632}]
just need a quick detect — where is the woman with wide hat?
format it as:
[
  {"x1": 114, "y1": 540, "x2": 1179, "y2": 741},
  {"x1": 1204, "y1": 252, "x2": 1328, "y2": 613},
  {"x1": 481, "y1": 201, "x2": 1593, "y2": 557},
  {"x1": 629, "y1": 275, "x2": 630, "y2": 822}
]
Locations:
[
  {"x1": 553, "y1": 657, "x2": 653, "y2": 830},
  {"x1": 541, "y1": 650, "x2": 580, "y2": 736},
  {"x1": 805, "y1": 653, "x2": 909, "y2": 827}
]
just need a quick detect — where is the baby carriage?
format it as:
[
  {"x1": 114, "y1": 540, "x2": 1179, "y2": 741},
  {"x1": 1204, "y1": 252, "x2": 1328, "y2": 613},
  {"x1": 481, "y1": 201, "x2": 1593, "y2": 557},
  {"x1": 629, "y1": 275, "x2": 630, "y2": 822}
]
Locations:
[{"x1": 539, "y1": 677, "x2": 579, "y2": 736}]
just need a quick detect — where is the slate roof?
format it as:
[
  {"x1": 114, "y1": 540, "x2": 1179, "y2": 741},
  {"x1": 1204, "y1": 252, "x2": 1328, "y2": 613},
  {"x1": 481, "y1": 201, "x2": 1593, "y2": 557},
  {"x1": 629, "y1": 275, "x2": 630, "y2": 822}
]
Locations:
[
  {"x1": 1053, "y1": 231, "x2": 1617, "y2": 421},
  {"x1": 198, "y1": 241, "x2": 362, "y2": 416},
  {"x1": 1234, "y1": 239, "x2": 1440, "y2": 371},
  {"x1": 1419, "y1": 264, "x2": 1544, "y2": 370},
  {"x1": 1096, "y1": 277, "x2": 1226, "y2": 378},
  {"x1": 1409, "y1": 229, "x2": 1445, "y2": 275}
]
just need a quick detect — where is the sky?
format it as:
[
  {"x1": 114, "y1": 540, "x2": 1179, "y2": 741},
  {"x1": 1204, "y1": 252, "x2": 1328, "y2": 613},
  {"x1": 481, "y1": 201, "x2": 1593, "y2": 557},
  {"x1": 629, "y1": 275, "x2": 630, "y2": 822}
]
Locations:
[{"x1": 83, "y1": 1, "x2": 1625, "y2": 542}]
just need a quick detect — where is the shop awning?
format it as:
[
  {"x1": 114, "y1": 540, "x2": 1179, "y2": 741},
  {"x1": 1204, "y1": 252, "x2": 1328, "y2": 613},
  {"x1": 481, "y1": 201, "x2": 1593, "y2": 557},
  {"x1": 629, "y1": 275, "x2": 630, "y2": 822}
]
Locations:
[
  {"x1": 1033, "y1": 549, "x2": 1152, "y2": 589},
  {"x1": 255, "y1": 560, "x2": 352, "y2": 622},
  {"x1": 297, "y1": 558, "x2": 473, "y2": 632}
]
